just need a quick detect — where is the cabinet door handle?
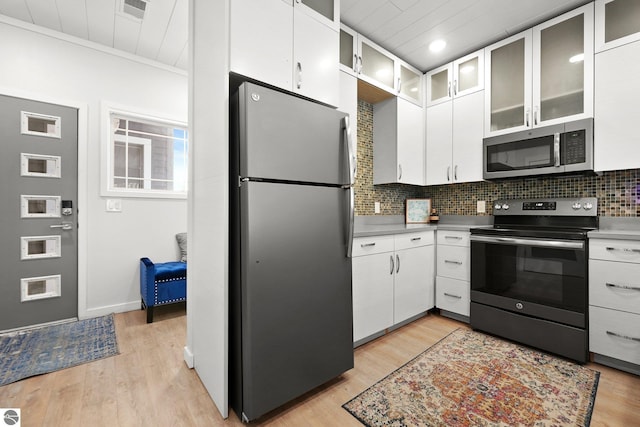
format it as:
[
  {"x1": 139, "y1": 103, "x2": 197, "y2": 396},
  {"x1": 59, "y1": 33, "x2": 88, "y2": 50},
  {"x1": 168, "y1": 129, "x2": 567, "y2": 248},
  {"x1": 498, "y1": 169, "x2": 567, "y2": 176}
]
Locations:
[
  {"x1": 606, "y1": 282, "x2": 640, "y2": 291},
  {"x1": 453, "y1": 79, "x2": 457, "y2": 95},
  {"x1": 444, "y1": 260, "x2": 462, "y2": 265},
  {"x1": 296, "y1": 62, "x2": 302, "y2": 89},
  {"x1": 446, "y1": 166, "x2": 450, "y2": 181},
  {"x1": 358, "y1": 56, "x2": 363, "y2": 74},
  {"x1": 447, "y1": 81, "x2": 451, "y2": 98},
  {"x1": 360, "y1": 242, "x2": 376, "y2": 248},
  {"x1": 606, "y1": 247, "x2": 640, "y2": 254},
  {"x1": 606, "y1": 330, "x2": 640, "y2": 343},
  {"x1": 454, "y1": 165, "x2": 458, "y2": 181},
  {"x1": 398, "y1": 164, "x2": 403, "y2": 180},
  {"x1": 444, "y1": 235, "x2": 462, "y2": 240},
  {"x1": 410, "y1": 237, "x2": 422, "y2": 242},
  {"x1": 353, "y1": 54, "x2": 357, "y2": 73},
  {"x1": 444, "y1": 292, "x2": 462, "y2": 299},
  {"x1": 526, "y1": 108, "x2": 531, "y2": 127},
  {"x1": 396, "y1": 254, "x2": 400, "y2": 274},
  {"x1": 534, "y1": 105, "x2": 539, "y2": 126},
  {"x1": 397, "y1": 77, "x2": 401, "y2": 93},
  {"x1": 390, "y1": 255, "x2": 394, "y2": 275}
]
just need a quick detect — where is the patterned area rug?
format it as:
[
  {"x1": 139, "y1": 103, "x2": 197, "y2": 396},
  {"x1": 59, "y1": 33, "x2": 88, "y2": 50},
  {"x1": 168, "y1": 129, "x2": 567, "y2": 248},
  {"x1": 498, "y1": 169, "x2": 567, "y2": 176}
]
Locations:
[
  {"x1": 344, "y1": 329, "x2": 599, "y2": 427},
  {"x1": 0, "y1": 314, "x2": 119, "y2": 386}
]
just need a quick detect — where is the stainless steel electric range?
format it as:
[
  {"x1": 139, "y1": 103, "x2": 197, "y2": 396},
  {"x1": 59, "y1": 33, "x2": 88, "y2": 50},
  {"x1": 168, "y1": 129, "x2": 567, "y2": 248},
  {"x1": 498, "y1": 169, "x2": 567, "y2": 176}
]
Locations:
[{"x1": 470, "y1": 197, "x2": 598, "y2": 363}]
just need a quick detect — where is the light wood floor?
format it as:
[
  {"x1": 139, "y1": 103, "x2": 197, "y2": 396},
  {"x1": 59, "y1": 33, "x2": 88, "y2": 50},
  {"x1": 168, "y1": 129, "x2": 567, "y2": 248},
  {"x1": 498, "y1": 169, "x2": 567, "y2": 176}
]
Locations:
[{"x1": 1, "y1": 306, "x2": 639, "y2": 426}]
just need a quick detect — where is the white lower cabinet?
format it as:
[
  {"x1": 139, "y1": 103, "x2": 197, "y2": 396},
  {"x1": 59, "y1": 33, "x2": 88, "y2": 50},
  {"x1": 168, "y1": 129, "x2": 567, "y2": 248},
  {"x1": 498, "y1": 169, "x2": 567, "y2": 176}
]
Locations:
[
  {"x1": 435, "y1": 230, "x2": 470, "y2": 319},
  {"x1": 352, "y1": 231, "x2": 435, "y2": 343},
  {"x1": 589, "y1": 238, "x2": 640, "y2": 373}
]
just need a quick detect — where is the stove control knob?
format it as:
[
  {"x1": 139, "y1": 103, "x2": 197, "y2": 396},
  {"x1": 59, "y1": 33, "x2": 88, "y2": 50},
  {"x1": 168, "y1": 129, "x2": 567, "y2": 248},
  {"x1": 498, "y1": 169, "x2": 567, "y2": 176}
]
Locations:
[
  {"x1": 502, "y1": 203, "x2": 510, "y2": 210},
  {"x1": 583, "y1": 202, "x2": 593, "y2": 210},
  {"x1": 494, "y1": 204, "x2": 502, "y2": 210},
  {"x1": 572, "y1": 202, "x2": 582, "y2": 210}
]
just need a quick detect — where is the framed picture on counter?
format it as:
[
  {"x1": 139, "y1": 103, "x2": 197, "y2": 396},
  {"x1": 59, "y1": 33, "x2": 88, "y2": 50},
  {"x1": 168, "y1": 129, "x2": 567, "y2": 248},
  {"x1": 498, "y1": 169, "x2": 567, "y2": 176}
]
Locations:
[{"x1": 405, "y1": 198, "x2": 431, "y2": 224}]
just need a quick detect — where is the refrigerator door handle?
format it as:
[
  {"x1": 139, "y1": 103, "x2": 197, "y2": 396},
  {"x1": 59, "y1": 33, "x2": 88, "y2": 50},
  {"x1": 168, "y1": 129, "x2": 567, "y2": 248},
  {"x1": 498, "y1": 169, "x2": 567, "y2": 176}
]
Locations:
[{"x1": 344, "y1": 116, "x2": 356, "y2": 258}]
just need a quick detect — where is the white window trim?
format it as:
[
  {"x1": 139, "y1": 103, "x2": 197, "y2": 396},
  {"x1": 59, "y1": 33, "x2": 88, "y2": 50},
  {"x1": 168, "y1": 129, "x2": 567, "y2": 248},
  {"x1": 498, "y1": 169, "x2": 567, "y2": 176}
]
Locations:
[{"x1": 101, "y1": 102, "x2": 188, "y2": 199}]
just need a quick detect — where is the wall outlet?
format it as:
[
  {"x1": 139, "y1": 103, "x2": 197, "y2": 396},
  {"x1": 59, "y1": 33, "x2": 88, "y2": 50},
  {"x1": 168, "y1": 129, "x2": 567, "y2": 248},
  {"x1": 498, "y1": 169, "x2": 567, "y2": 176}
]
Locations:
[
  {"x1": 477, "y1": 200, "x2": 486, "y2": 214},
  {"x1": 374, "y1": 201, "x2": 381, "y2": 214}
]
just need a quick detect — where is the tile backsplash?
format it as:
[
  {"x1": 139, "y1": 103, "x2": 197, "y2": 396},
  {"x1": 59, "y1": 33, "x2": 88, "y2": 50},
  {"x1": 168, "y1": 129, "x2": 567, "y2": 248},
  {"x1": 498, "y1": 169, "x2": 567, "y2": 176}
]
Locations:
[{"x1": 356, "y1": 100, "x2": 640, "y2": 217}]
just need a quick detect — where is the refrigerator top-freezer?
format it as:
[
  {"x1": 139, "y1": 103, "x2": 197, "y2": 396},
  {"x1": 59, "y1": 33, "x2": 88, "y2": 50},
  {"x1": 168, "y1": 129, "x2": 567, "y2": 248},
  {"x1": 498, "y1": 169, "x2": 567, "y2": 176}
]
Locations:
[{"x1": 233, "y1": 82, "x2": 355, "y2": 187}]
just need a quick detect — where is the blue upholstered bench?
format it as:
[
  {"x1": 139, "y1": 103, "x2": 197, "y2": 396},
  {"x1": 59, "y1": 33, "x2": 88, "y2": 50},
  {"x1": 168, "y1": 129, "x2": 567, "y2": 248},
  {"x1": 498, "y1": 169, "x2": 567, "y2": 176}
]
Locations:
[{"x1": 140, "y1": 233, "x2": 188, "y2": 323}]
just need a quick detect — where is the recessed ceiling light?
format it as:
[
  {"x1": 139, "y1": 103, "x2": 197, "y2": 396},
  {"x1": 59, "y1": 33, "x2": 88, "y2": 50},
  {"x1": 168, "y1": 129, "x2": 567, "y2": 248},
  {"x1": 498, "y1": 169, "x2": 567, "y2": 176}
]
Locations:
[
  {"x1": 429, "y1": 39, "x2": 446, "y2": 53},
  {"x1": 569, "y1": 53, "x2": 584, "y2": 63}
]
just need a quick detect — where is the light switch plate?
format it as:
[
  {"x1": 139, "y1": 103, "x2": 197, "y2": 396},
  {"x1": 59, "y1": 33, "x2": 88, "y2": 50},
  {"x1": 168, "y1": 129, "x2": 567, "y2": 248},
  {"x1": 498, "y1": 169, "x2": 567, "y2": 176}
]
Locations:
[
  {"x1": 106, "y1": 199, "x2": 122, "y2": 212},
  {"x1": 477, "y1": 200, "x2": 486, "y2": 213},
  {"x1": 374, "y1": 202, "x2": 381, "y2": 214}
]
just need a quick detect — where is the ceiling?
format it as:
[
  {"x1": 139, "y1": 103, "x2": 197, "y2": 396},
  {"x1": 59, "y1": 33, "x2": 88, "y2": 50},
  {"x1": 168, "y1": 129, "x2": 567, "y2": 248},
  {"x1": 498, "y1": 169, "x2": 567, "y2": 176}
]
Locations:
[{"x1": 0, "y1": 0, "x2": 591, "y2": 73}]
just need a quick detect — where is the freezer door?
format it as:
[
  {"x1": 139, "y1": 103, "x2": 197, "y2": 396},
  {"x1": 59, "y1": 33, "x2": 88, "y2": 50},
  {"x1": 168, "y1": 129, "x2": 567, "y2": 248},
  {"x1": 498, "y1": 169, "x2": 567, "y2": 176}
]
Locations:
[
  {"x1": 239, "y1": 181, "x2": 353, "y2": 420},
  {"x1": 238, "y1": 82, "x2": 350, "y2": 186}
]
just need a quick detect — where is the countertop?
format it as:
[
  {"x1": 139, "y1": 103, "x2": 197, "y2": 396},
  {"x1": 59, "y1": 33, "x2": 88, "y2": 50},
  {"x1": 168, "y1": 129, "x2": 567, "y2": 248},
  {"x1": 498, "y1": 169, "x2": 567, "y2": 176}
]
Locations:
[
  {"x1": 354, "y1": 215, "x2": 492, "y2": 238},
  {"x1": 588, "y1": 217, "x2": 640, "y2": 240}
]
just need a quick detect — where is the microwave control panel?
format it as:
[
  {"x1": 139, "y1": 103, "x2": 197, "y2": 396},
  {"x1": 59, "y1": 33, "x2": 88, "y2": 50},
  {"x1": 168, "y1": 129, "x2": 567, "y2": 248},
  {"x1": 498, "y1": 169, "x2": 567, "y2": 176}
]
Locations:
[{"x1": 563, "y1": 129, "x2": 586, "y2": 165}]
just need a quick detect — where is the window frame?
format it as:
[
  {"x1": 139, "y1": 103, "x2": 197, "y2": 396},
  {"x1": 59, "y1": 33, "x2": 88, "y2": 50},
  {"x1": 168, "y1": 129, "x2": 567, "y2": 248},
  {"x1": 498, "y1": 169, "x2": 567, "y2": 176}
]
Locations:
[{"x1": 102, "y1": 103, "x2": 188, "y2": 199}]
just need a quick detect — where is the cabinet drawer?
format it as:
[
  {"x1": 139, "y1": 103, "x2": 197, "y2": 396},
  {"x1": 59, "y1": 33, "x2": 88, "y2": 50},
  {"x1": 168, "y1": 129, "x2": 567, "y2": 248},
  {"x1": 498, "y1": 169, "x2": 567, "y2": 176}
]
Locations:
[
  {"x1": 437, "y1": 230, "x2": 470, "y2": 247},
  {"x1": 589, "y1": 305, "x2": 640, "y2": 366},
  {"x1": 352, "y1": 235, "x2": 395, "y2": 257},
  {"x1": 436, "y1": 276, "x2": 470, "y2": 316},
  {"x1": 590, "y1": 239, "x2": 640, "y2": 264},
  {"x1": 436, "y1": 245, "x2": 470, "y2": 281},
  {"x1": 394, "y1": 230, "x2": 434, "y2": 251},
  {"x1": 590, "y1": 259, "x2": 640, "y2": 314}
]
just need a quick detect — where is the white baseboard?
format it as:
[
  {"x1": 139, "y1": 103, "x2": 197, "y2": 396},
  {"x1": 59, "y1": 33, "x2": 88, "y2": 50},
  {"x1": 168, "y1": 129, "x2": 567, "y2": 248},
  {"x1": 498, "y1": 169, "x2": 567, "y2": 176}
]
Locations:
[
  {"x1": 81, "y1": 300, "x2": 142, "y2": 319},
  {"x1": 183, "y1": 346, "x2": 194, "y2": 368}
]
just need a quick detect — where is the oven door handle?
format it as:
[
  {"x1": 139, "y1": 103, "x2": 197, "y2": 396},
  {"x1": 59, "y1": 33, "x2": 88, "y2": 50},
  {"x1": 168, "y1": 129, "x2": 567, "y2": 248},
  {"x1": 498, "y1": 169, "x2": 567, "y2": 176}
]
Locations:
[{"x1": 470, "y1": 235, "x2": 584, "y2": 249}]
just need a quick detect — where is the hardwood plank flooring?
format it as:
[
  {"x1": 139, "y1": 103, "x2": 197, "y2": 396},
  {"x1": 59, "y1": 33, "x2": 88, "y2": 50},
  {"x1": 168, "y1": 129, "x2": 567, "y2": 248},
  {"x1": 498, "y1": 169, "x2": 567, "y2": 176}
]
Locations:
[{"x1": 1, "y1": 306, "x2": 638, "y2": 426}]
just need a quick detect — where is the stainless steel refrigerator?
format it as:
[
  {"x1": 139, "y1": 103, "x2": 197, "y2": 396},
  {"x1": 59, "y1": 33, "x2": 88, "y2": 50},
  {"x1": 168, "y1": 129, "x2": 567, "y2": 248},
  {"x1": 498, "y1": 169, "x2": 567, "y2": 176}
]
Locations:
[{"x1": 229, "y1": 81, "x2": 355, "y2": 422}]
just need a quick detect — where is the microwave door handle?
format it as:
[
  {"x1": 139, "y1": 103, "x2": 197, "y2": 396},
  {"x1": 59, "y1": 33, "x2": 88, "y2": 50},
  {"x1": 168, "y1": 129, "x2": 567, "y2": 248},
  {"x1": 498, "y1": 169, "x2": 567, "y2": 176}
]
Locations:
[{"x1": 554, "y1": 133, "x2": 561, "y2": 167}]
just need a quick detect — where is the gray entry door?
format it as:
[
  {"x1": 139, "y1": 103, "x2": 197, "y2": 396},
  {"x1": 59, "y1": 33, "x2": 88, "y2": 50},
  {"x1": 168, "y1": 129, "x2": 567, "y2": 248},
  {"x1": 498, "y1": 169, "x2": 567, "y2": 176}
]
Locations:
[{"x1": 0, "y1": 95, "x2": 78, "y2": 331}]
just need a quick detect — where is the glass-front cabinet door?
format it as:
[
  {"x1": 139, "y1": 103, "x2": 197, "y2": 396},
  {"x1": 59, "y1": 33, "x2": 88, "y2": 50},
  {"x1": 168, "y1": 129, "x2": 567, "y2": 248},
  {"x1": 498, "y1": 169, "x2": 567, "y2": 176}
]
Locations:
[
  {"x1": 398, "y1": 60, "x2": 423, "y2": 106},
  {"x1": 485, "y1": 32, "x2": 532, "y2": 135},
  {"x1": 358, "y1": 34, "x2": 397, "y2": 94},
  {"x1": 533, "y1": 3, "x2": 593, "y2": 127},
  {"x1": 485, "y1": 3, "x2": 593, "y2": 136},
  {"x1": 294, "y1": 0, "x2": 339, "y2": 30},
  {"x1": 595, "y1": 0, "x2": 640, "y2": 52},
  {"x1": 339, "y1": 25, "x2": 357, "y2": 75},
  {"x1": 425, "y1": 63, "x2": 452, "y2": 107},
  {"x1": 453, "y1": 49, "x2": 484, "y2": 98}
]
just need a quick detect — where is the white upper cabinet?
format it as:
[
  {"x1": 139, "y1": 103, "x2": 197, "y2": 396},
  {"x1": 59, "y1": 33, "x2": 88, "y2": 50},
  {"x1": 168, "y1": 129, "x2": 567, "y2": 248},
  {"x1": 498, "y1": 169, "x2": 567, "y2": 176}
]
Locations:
[
  {"x1": 230, "y1": 0, "x2": 339, "y2": 107},
  {"x1": 595, "y1": 0, "x2": 640, "y2": 52},
  {"x1": 397, "y1": 60, "x2": 423, "y2": 106},
  {"x1": 485, "y1": 4, "x2": 594, "y2": 136},
  {"x1": 340, "y1": 24, "x2": 422, "y2": 103},
  {"x1": 426, "y1": 49, "x2": 484, "y2": 107},
  {"x1": 295, "y1": 0, "x2": 340, "y2": 31},
  {"x1": 373, "y1": 97, "x2": 424, "y2": 185}
]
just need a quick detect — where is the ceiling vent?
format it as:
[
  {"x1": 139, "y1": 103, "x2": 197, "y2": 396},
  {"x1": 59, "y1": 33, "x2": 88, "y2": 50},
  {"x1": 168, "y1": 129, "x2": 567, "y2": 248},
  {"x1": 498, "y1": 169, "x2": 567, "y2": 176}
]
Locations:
[{"x1": 121, "y1": 0, "x2": 148, "y2": 21}]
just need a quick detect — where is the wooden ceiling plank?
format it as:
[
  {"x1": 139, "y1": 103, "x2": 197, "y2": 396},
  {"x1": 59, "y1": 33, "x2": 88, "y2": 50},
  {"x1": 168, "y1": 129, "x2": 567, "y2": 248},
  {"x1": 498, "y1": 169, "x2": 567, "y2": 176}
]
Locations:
[
  {"x1": 86, "y1": 0, "x2": 116, "y2": 47},
  {"x1": 136, "y1": 0, "x2": 176, "y2": 61},
  {"x1": 56, "y1": 0, "x2": 89, "y2": 39},
  {"x1": 0, "y1": 0, "x2": 33, "y2": 22},
  {"x1": 25, "y1": 0, "x2": 62, "y2": 31}
]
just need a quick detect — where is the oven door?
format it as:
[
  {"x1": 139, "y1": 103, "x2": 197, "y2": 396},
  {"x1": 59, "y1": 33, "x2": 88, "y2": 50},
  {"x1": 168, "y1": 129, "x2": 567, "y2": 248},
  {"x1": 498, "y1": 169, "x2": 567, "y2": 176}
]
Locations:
[{"x1": 470, "y1": 234, "x2": 587, "y2": 328}]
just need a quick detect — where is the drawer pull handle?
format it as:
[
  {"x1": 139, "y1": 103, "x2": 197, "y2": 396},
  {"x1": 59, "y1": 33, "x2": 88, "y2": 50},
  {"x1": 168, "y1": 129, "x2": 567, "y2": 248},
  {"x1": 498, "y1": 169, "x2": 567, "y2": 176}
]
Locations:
[
  {"x1": 361, "y1": 242, "x2": 376, "y2": 248},
  {"x1": 606, "y1": 282, "x2": 640, "y2": 291},
  {"x1": 444, "y1": 260, "x2": 463, "y2": 265},
  {"x1": 605, "y1": 247, "x2": 640, "y2": 254},
  {"x1": 445, "y1": 235, "x2": 463, "y2": 240},
  {"x1": 606, "y1": 330, "x2": 640, "y2": 343},
  {"x1": 444, "y1": 293, "x2": 462, "y2": 299},
  {"x1": 410, "y1": 237, "x2": 422, "y2": 242}
]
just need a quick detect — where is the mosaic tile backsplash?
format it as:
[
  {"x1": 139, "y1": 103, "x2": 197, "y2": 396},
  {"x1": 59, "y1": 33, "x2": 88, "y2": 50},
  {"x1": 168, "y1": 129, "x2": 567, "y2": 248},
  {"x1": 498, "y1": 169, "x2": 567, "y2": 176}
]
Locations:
[{"x1": 355, "y1": 100, "x2": 640, "y2": 217}]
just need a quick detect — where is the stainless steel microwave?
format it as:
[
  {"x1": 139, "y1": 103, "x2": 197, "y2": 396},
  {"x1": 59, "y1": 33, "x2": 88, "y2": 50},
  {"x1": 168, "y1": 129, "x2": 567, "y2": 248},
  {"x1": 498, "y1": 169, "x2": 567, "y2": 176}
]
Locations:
[{"x1": 483, "y1": 118, "x2": 593, "y2": 180}]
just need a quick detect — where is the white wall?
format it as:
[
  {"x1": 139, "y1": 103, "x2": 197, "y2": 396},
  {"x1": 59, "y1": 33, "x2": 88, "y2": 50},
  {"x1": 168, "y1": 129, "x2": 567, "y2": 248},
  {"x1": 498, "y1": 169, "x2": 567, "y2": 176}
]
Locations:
[{"x1": 0, "y1": 18, "x2": 188, "y2": 317}]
